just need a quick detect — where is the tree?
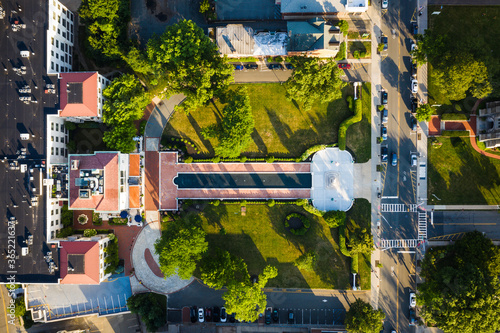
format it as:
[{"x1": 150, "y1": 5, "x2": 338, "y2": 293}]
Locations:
[
  {"x1": 284, "y1": 58, "x2": 347, "y2": 110},
  {"x1": 83, "y1": 229, "x2": 97, "y2": 237},
  {"x1": 200, "y1": 248, "x2": 248, "y2": 290},
  {"x1": 348, "y1": 227, "x2": 373, "y2": 255},
  {"x1": 419, "y1": 231, "x2": 500, "y2": 333},
  {"x1": 146, "y1": 20, "x2": 233, "y2": 112},
  {"x1": 222, "y1": 265, "x2": 278, "y2": 322},
  {"x1": 104, "y1": 237, "x2": 119, "y2": 275},
  {"x1": 154, "y1": 215, "x2": 208, "y2": 280},
  {"x1": 345, "y1": 299, "x2": 385, "y2": 333},
  {"x1": 294, "y1": 251, "x2": 317, "y2": 272},
  {"x1": 127, "y1": 293, "x2": 166, "y2": 332},
  {"x1": 323, "y1": 210, "x2": 346, "y2": 228},
  {"x1": 14, "y1": 297, "x2": 26, "y2": 317},
  {"x1": 103, "y1": 74, "x2": 150, "y2": 125},
  {"x1": 338, "y1": 20, "x2": 349, "y2": 36},
  {"x1": 124, "y1": 46, "x2": 154, "y2": 75},
  {"x1": 202, "y1": 89, "x2": 255, "y2": 158},
  {"x1": 103, "y1": 121, "x2": 138, "y2": 153},
  {"x1": 199, "y1": 0, "x2": 210, "y2": 13},
  {"x1": 415, "y1": 103, "x2": 434, "y2": 122}
]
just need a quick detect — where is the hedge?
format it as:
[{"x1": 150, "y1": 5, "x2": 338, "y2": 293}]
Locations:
[
  {"x1": 338, "y1": 97, "x2": 363, "y2": 150},
  {"x1": 351, "y1": 254, "x2": 359, "y2": 274},
  {"x1": 441, "y1": 113, "x2": 469, "y2": 121},
  {"x1": 284, "y1": 213, "x2": 311, "y2": 236},
  {"x1": 297, "y1": 144, "x2": 336, "y2": 162},
  {"x1": 227, "y1": 57, "x2": 258, "y2": 63},
  {"x1": 441, "y1": 130, "x2": 470, "y2": 137}
]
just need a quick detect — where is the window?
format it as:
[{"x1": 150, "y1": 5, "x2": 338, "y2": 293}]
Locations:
[
  {"x1": 53, "y1": 12, "x2": 56, "y2": 20},
  {"x1": 51, "y1": 210, "x2": 53, "y2": 215},
  {"x1": 51, "y1": 136, "x2": 54, "y2": 142},
  {"x1": 51, "y1": 62, "x2": 54, "y2": 70},
  {"x1": 56, "y1": 123, "x2": 59, "y2": 131},
  {"x1": 51, "y1": 221, "x2": 54, "y2": 226},
  {"x1": 56, "y1": 64, "x2": 59, "y2": 71},
  {"x1": 63, "y1": 19, "x2": 66, "y2": 26},
  {"x1": 58, "y1": 4, "x2": 60, "y2": 10},
  {"x1": 62, "y1": 32, "x2": 65, "y2": 39},
  {"x1": 51, "y1": 231, "x2": 54, "y2": 239},
  {"x1": 58, "y1": 15, "x2": 60, "y2": 23},
  {"x1": 51, "y1": 123, "x2": 54, "y2": 130},
  {"x1": 56, "y1": 219, "x2": 59, "y2": 225},
  {"x1": 51, "y1": 147, "x2": 54, "y2": 155},
  {"x1": 55, "y1": 137, "x2": 58, "y2": 143},
  {"x1": 51, "y1": 50, "x2": 54, "y2": 56},
  {"x1": 53, "y1": 25, "x2": 55, "y2": 32},
  {"x1": 56, "y1": 40, "x2": 58, "y2": 48},
  {"x1": 51, "y1": 37, "x2": 54, "y2": 45},
  {"x1": 56, "y1": 53, "x2": 59, "y2": 59},
  {"x1": 55, "y1": 147, "x2": 59, "y2": 155},
  {"x1": 61, "y1": 124, "x2": 65, "y2": 131},
  {"x1": 56, "y1": 209, "x2": 58, "y2": 214},
  {"x1": 57, "y1": 28, "x2": 60, "y2": 35}
]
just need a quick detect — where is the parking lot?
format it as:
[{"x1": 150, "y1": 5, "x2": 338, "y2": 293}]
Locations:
[{"x1": 271, "y1": 307, "x2": 345, "y2": 326}]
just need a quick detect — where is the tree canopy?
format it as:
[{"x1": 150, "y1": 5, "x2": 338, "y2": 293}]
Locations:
[
  {"x1": 419, "y1": 231, "x2": 500, "y2": 333},
  {"x1": 103, "y1": 121, "x2": 138, "y2": 153},
  {"x1": 284, "y1": 58, "x2": 346, "y2": 110},
  {"x1": 154, "y1": 215, "x2": 208, "y2": 280},
  {"x1": 146, "y1": 20, "x2": 233, "y2": 112},
  {"x1": 127, "y1": 293, "x2": 166, "y2": 332},
  {"x1": 345, "y1": 299, "x2": 385, "y2": 333},
  {"x1": 323, "y1": 210, "x2": 346, "y2": 228},
  {"x1": 222, "y1": 265, "x2": 278, "y2": 322},
  {"x1": 415, "y1": 103, "x2": 434, "y2": 122},
  {"x1": 200, "y1": 248, "x2": 248, "y2": 290},
  {"x1": 202, "y1": 89, "x2": 255, "y2": 158},
  {"x1": 347, "y1": 227, "x2": 373, "y2": 255}
]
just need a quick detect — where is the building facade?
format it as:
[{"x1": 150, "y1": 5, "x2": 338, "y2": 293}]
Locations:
[{"x1": 46, "y1": 0, "x2": 74, "y2": 74}]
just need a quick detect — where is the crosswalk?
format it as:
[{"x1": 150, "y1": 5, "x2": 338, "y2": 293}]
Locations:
[
  {"x1": 380, "y1": 239, "x2": 418, "y2": 249},
  {"x1": 381, "y1": 203, "x2": 417, "y2": 212},
  {"x1": 418, "y1": 212, "x2": 427, "y2": 241}
]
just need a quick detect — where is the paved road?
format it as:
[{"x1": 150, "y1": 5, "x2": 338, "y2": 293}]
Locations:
[{"x1": 428, "y1": 210, "x2": 500, "y2": 240}]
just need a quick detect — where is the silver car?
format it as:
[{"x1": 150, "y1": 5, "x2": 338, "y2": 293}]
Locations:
[{"x1": 382, "y1": 0, "x2": 388, "y2": 9}]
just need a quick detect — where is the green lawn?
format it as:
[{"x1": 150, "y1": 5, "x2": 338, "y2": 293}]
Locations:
[
  {"x1": 346, "y1": 199, "x2": 371, "y2": 290},
  {"x1": 348, "y1": 41, "x2": 371, "y2": 59},
  {"x1": 163, "y1": 83, "x2": 352, "y2": 158},
  {"x1": 346, "y1": 83, "x2": 371, "y2": 163},
  {"x1": 428, "y1": 137, "x2": 500, "y2": 205},
  {"x1": 200, "y1": 203, "x2": 351, "y2": 289}
]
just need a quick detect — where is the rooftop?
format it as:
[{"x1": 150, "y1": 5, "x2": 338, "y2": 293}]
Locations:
[
  {"x1": 281, "y1": 0, "x2": 347, "y2": 13},
  {"x1": 288, "y1": 18, "x2": 342, "y2": 52},
  {"x1": 216, "y1": 25, "x2": 255, "y2": 56},
  {"x1": 59, "y1": 241, "x2": 100, "y2": 284},
  {"x1": 59, "y1": 72, "x2": 99, "y2": 118},
  {"x1": 69, "y1": 152, "x2": 119, "y2": 212}
]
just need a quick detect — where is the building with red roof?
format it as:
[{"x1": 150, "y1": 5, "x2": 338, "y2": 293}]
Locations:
[{"x1": 58, "y1": 72, "x2": 110, "y2": 122}]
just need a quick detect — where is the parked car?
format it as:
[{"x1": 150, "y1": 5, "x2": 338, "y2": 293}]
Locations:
[
  {"x1": 267, "y1": 63, "x2": 283, "y2": 70},
  {"x1": 410, "y1": 40, "x2": 417, "y2": 53},
  {"x1": 411, "y1": 62, "x2": 417, "y2": 78},
  {"x1": 288, "y1": 310, "x2": 294, "y2": 324},
  {"x1": 233, "y1": 64, "x2": 244, "y2": 71},
  {"x1": 190, "y1": 306, "x2": 197, "y2": 323},
  {"x1": 410, "y1": 292, "x2": 417, "y2": 307},
  {"x1": 220, "y1": 307, "x2": 227, "y2": 323},
  {"x1": 382, "y1": 126, "x2": 388, "y2": 141},
  {"x1": 272, "y1": 308, "x2": 279, "y2": 322},
  {"x1": 411, "y1": 117, "x2": 418, "y2": 131},
  {"x1": 228, "y1": 313, "x2": 236, "y2": 323},
  {"x1": 382, "y1": 0, "x2": 388, "y2": 9},
  {"x1": 198, "y1": 307, "x2": 205, "y2": 323},
  {"x1": 381, "y1": 35, "x2": 388, "y2": 51},
  {"x1": 381, "y1": 90, "x2": 388, "y2": 105},
  {"x1": 213, "y1": 306, "x2": 220, "y2": 322},
  {"x1": 410, "y1": 153, "x2": 418, "y2": 167},
  {"x1": 381, "y1": 146, "x2": 388, "y2": 162},
  {"x1": 412, "y1": 22, "x2": 418, "y2": 35},
  {"x1": 244, "y1": 63, "x2": 258, "y2": 70},
  {"x1": 391, "y1": 153, "x2": 398, "y2": 167},
  {"x1": 411, "y1": 97, "x2": 418, "y2": 113},
  {"x1": 409, "y1": 308, "x2": 417, "y2": 326},
  {"x1": 205, "y1": 307, "x2": 212, "y2": 322},
  {"x1": 338, "y1": 63, "x2": 351, "y2": 69},
  {"x1": 285, "y1": 63, "x2": 294, "y2": 70},
  {"x1": 382, "y1": 108, "x2": 388, "y2": 124},
  {"x1": 265, "y1": 309, "x2": 272, "y2": 325},
  {"x1": 411, "y1": 79, "x2": 418, "y2": 94}
]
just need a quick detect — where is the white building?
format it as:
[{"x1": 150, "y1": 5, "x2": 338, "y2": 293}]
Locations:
[{"x1": 47, "y1": 0, "x2": 75, "y2": 74}]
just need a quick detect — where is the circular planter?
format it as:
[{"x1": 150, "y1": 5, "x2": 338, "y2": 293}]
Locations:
[
  {"x1": 77, "y1": 214, "x2": 88, "y2": 225},
  {"x1": 284, "y1": 213, "x2": 310, "y2": 236}
]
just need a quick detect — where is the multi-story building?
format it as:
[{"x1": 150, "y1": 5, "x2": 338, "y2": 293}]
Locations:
[
  {"x1": 280, "y1": 0, "x2": 368, "y2": 20},
  {"x1": 46, "y1": 0, "x2": 75, "y2": 74},
  {"x1": 58, "y1": 72, "x2": 110, "y2": 122}
]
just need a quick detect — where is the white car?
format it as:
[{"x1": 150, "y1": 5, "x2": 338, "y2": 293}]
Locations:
[
  {"x1": 410, "y1": 292, "x2": 417, "y2": 308},
  {"x1": 198, "y1": 307, "x2": 205, "y2": 323},
  {"x1": 411, "y1": 79, "x2": 418, "y2": 94},
  {"x1": 382, "y1": 0, "x2": 388, "y2": 9},
  {"x1": 411, "y1": 153, "x2": 417, "y2": 167},
  {"x1": 411, "y1": 41, "x2": 417, "y2": 53},
  {"x1": 220, "y1": 307, "x2": 227, "y2": 323}
]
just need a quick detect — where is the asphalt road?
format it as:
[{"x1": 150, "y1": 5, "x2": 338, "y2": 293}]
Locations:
[
  {"x1": 429, "y1": 210, "x2": 500, "y2": 240},
  {"x1": 378, "y1": 0, "x2": 420, "y2": 332}
]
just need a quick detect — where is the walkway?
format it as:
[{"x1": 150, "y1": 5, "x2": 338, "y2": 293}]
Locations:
[{"x1": 130, "y1": 221, "x2": 194, "y2": 294}]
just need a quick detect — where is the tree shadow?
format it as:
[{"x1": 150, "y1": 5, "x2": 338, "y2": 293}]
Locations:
[
  {"x1": 265, "y1": 107, "x2": 295, "y2": 154},
  {"x1": 185, "y1": 113, "x2": 214, "y2": 156},
  {"x1": 202, "y1": 204, "x2": 228, "y2": 230},
  {"x1": 250, "y1": 129, "x2": 268, "y2": 155}
]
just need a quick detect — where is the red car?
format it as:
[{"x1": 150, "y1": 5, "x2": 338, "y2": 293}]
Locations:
[{"x1": 338, "y1": 63, "x2": 351, "y2": 69}]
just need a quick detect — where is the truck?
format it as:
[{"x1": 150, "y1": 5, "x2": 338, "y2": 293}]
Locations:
[{"x1": 419, "y1": 162, "x2": 426, "y2": 180}]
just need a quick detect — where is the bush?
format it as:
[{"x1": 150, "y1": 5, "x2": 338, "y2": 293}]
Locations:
[
  {"x1": 302, "y1": 203, "x2": 325, "y2": 217},
  {"x1": 61, "y1": 205, "x2": 73, "y2": 227},
  {"x1": 377, "y1": 43, "x2": 385, "y2": 53},
  {"x1": 240, "y1": 200, "x2": 247, "y2": 207},
  {"x1": 93, "y1": 212, "x2": 102, "y2": 226},
  {"x1": 64, "y1": 121, "x2": 77, "y2": 131},
  {"x1": 351, "y1": 254, "x2": 359, "y2": 274},
  {"x1": 298, "y1": 144, "x2": 327, "y2": 161},
  {"x1": 227, "y1": 57, "x2": 257, "y2": 63},
  {"x1": 441, "y1": 130, "x2": 470, "y2": 137},
  {"x1": 109, "y1": 218, "x2": 128, "y2": 225},
  {"x1": 338, "y1": 20, "x2": 349, "y2": 36},
  {"x1": 104, "y1": 237, "x2": 119, "y2": 275},
  {"x1": 184, "y1": 156, "x2": 193, "y2": 163},
  {"x1": 477, "y1": 139, "x2": 487, "y2": 150},
  {"x1": 239, "y1": 156, "x2": 248, "y2": 163},
  {"x1": 353, "y1": 50, "x2": 360, "y2": 59},
  {"x1": 211, "y1": 199, "x2": 220, "y2": 206},
  {"x1": 323, "y1": 210, "x2": 346, "y2": 228},
  {"x1": 267, "y1": 199, "x2": 275, "y2": 207},
  {"x1": 212, "y1": 156, "x2": 221, "y2": 163},
  {"x1": 339, "y1": 225, "x2": 351, "y2": 257},
  {"x1": 338, "y1": 97, "x2": 363, "y2": 150},
  {"x1": 294, "y1": 251, "x2": 317, "y2": 271},
  {"x1": 265, "y1": 156, "x2": 275, "y2": 163},
  {"x1": 83, "y1": 229, "x2": 97, "y2": 237},
  {"x1": 56, "y1": 227, "x2": 74, "y2": 238},
  {"x1": 335, "y1": 42, "x2": 346, "y2": 61},
  {"x1": 441, "y1": 113, "x2": 468, "y2": 120},
  {"x1": 294, "y1": 199, "x2": 309, "y2": 206},
  {"x1": 284, "y1": 213, "x2": 311, "y2": 235},
  {"x1": 139, "y1": 120, "x2": 147, "y2": 136}
]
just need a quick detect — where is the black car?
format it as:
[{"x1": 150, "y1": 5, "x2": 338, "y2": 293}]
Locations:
[
  {"x1": 190, "y1": 306, "x2": 197, "y2": 323},
  {"x1": 285, "y1": 63, "x2": 294, "y2": 70},
  {"x1": 267, "y1": 63, "x2": 283, "y2": 70},
  {"x1": 411, "y1": 117, "x2": 418, "y2": 131},
  {"x1": 411, "y1": 97, "x2": 418, "y2": 113},
  {"x1": 288, "y1": 310, "x2": 294, "y2": 324},
  {"x1": 265, "y1": 309, "x2": 272, "y2": 325},
  {"x1": 381, "y1": 146, "x2": 388, "y2": 162},
  {"x1": 381, "y1": 90, "x2": 388, "y2": 105},
  {"x1": 213, "y1": 306, "x2": 220, "y2": 322},
  {"x1": 245, "y1": 63, "x2": 258, "y2": 70},
  {"x1": 205, "y1": 307, "x2": 212, "y2": 322},
  {"x1": 228, "y1": 313, "x2": 236, "y2": 323},
  {"x1": 411, "y1": 62, "x2": 417, "y2": 78},
  {"x1": 381, "y1": 35, "x2": 388, "y2": 51},
  {"x1": 272, "y1": 308, "x2": 279, "y2": 322}
]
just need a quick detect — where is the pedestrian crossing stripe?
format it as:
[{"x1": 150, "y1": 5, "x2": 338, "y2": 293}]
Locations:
[{"x1": 381, "y1": 204, "x2": 417, "y2": 212}]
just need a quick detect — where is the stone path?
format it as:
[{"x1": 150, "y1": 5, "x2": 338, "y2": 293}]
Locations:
[{"x1": 130, "y1": 221, "x2": 194, "y2": 294}]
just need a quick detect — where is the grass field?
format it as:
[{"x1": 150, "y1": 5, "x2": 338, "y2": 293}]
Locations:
[
  {"x1": 163, "y1": 83, "x2": 352, "y2": 158},
  {"x1": 428, "y1": 137, "x2": 500, "y2": 205},
  {"x1": 346, "y1": 83, "x2": 371, "y2": 163},
  {"x1": 348, "y1": 41, "x2": 371, "y2": 59}
]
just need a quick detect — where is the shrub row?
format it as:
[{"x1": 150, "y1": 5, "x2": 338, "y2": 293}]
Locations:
[
  {"x1": 338, "y1": 97, "x2": 363, "y2": 150},
  {"x1": 441, "y1": 113, "x2": 469, "y2": 121},
  {"x1": 210, "y1": 199, "x2": 297, "y2": 206},
  {"x1": 441, "y1": 130, "x2": 470, "y2": 137},
  {"x1": 227, "y1": 57, "x2": 258, "y2": 63}
]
